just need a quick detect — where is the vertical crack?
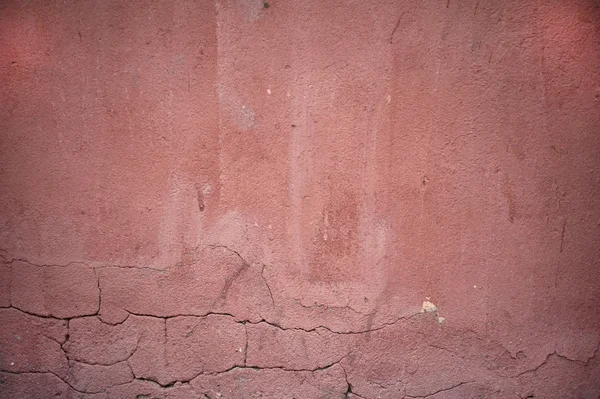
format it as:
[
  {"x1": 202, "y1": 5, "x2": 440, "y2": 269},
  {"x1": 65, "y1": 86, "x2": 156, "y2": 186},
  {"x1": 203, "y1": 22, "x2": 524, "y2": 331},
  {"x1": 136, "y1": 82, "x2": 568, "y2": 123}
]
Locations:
[
  {"x1": 93, "y1": 267, "x2": 102, "y2": 315},
  {"x1": 7, "y1": 262, "x2": 13, "y2": 307},
  {"x1": 342, "y1": 365, "x2": 352, "y2": 399},
  {"x1": 389, "y1": 12, "x2": 407, "y2": 44},
  {"x1": 163, "y1": 318, "x2": 168, "y2": 369},
  {"x1": 209, "y1": 245, "x2": 250, "y2": 306},
  {"x1": 243, "y1": 323, "x2": 249, "y2": 366},
  {"x1": 559, "y1": 220, "x2": 566, "y2": 253},
  {"x1": 555, "y1": 220, "x2": 567, "y2": 288},
  {"x1": 340, "y1": 365, "x2": 365, "y2": 398},
  {"x1": 61, "y1": 319, "x2": 71, "y2": 352},
  {"x1": 260, "y1": 264, "x2": 275, "y2": 308}
]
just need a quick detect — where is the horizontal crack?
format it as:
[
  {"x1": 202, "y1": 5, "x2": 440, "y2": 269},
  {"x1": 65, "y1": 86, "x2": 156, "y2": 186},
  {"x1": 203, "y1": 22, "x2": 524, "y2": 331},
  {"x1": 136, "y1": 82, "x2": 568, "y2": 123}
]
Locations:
[
  {"x1": 4, "y1": 256, "x2": 164, "y2": 272},
  {"x1": 124, "y1": 309, "x2": 239, "y2": 320},
  {"x1": 516, "y1": 344, "x2": 600, "y2": 378},
  {"x1": 0, "y1": 370, "x2": 89, "y2": 395},
  {"x1": 3, "y1": 305, "x2": 99, "y2": 321},
  {"x1": 95, "y1": 264, "x2": 167, "y2": 272},
  {"x1": 135, "y1": 358, "x2": 348, "y2": 389},
  {"x1": 295, "y1": 299, "x2": 369, "y2": 316},
  {"x1": 89, "y1": 307, "x2": 424, "y2": 336},
  {"x1": 5, "y1": 258, "x2": 84, "y2": 268}
]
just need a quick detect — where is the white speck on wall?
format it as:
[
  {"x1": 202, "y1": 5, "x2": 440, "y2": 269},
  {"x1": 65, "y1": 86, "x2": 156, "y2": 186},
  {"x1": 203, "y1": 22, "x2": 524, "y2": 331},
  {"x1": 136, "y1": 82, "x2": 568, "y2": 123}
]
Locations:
[
  {"x1": 267, "y1": 89, "x2": 271, "y2": 95},
  {"x1": 386, "y1": 94, "x2": 391, "y2": 104},
  {"x1": 10, "y1": 362, "x2": 14, "y2": 366},
  {"x1": 474, "y1": 285, "x2": 477, "y2": 288}
]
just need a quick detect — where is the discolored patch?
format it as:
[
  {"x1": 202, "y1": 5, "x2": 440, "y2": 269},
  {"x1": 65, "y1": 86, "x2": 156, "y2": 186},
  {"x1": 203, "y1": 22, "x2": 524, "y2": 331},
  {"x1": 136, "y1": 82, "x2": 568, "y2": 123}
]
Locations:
[{"x1": 309, "y1": 190, "x2": 360, "y2": 282}]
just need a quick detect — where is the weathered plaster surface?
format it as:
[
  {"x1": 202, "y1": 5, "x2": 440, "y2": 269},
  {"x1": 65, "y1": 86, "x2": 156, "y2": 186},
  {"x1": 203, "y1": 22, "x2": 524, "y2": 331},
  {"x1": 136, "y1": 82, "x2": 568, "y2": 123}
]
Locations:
[{"x1": 1, "y1": 0, "x2": 599, "y2": 397}]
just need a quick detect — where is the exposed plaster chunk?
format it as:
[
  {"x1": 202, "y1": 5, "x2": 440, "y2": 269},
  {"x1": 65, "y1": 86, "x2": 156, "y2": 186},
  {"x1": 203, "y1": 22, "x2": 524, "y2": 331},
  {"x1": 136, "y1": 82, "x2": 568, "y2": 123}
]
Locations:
[{"x1": 420, "y1": 301, "x2": 438, "y2": 314}]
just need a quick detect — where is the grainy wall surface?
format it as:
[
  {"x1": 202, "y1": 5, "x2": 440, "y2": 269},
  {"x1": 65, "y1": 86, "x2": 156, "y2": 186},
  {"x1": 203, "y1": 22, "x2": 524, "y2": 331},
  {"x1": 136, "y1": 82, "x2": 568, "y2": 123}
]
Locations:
[{"x1": 1, "y1": 0, "x2": 600, "y2": 398}]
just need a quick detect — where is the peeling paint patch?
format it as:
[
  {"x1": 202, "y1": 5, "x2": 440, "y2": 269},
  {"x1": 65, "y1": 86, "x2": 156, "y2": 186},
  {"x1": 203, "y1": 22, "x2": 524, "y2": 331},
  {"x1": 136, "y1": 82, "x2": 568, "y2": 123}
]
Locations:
[
  {"x1": 421, "y1": 301, "x2": 438, "y2": 313},
  {"x1": 421, "y1": 299, "x2": 445, "y2": 324}
]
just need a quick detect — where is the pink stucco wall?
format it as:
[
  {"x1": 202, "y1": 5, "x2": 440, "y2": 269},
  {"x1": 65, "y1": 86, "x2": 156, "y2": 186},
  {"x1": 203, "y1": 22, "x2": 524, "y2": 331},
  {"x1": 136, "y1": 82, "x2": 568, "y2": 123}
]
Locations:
[{"x1": 1, "y1": 0, "x2": 599, "y2": 397}]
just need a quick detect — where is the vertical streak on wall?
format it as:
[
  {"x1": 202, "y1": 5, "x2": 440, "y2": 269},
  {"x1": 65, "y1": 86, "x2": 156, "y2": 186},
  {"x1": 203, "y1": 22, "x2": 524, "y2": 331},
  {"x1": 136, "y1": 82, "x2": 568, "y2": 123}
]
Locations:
[
  {"x1": 215, "y1": 1, "x2": 226, "y2": 212},
  {"x1": 282, "y1": 1, "x2": 400, "y2": 313},
  {"x1": 286, "y1": 0, "x2": 316, "y2": 282},
  {"x1": 355, "y1": 7, "x2": 397, "y2": 309},
  {"x1": 288, "y1": 80, "x2": 313, "y2": 278},
  {"x1": 156, "y1": 0, "x2": 221, "y2": 268}
]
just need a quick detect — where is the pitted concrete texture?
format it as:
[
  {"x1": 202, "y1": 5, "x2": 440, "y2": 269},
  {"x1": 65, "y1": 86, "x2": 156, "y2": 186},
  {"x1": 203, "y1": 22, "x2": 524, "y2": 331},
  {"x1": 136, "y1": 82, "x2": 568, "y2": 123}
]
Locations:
[{"x1": 1, "y1": 0, "x2": 600, "y2": 398}]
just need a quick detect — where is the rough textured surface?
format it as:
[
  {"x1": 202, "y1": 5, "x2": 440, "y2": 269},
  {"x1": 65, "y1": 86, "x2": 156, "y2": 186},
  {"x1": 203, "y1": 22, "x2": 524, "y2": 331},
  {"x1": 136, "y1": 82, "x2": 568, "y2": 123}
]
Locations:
[
  {"x1": 10, "y1": 261, "x2": 99, "y2": 318},
  {"x1": 1, "y1": 0, "x2": 600, "y2": 398}
]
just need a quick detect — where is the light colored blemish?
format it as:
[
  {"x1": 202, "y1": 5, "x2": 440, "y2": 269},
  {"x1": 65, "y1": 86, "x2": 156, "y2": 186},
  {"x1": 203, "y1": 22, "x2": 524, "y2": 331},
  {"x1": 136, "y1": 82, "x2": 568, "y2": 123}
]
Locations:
[
  {"x1": 386, "y1": 94, "x2": 391, "y2": 104},
  {"x1": 235, "y1": 0, "x2": 265, "y2": 22},
  {"x1": 202, "y1": 184, "x2": 212, "y2": 195},
  {"x1": 421, "y1": 298, "x2": 446, "y2": 324},
  {"x1": 267, "y1": 89, "x2": 271, "y2": 95},
  {"x1": 421, "y1": 300, "x2": 438, "y2": 313},
  {"x1": 10, "y1": 362, "x2": 14, "y2": 366},
  {"x1": 216, "y1": 84, "x2": 256, "y2": 131}
]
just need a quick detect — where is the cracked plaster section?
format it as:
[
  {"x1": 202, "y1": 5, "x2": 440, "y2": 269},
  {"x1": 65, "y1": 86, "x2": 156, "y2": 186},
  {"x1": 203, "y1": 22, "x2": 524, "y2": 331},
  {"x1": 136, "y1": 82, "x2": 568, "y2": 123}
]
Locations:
[
  {"x1": 2, "y1": 256, "x2": 600, "y2": 398},
  {"x1": 2, "y1": 0, "x2": 600, "y2": 397}
]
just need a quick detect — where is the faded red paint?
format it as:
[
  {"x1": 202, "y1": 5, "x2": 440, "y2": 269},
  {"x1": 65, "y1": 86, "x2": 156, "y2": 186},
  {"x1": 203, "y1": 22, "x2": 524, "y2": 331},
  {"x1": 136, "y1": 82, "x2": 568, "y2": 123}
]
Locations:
[{"x1": 1, "y1": 0, "x2": 600, "y2": 398}]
